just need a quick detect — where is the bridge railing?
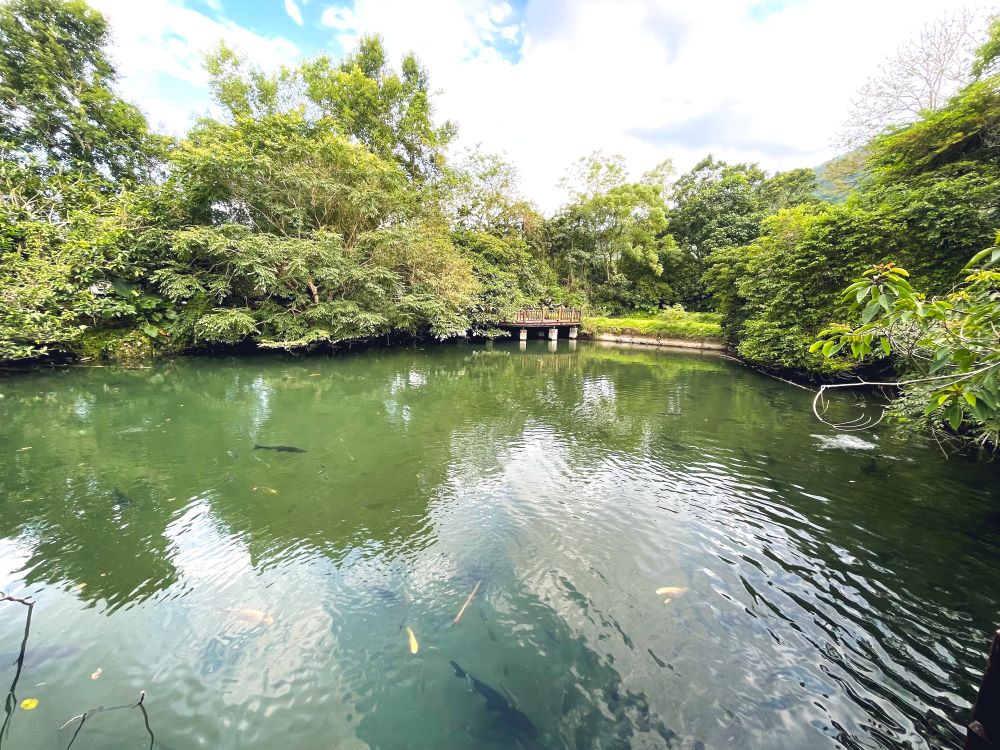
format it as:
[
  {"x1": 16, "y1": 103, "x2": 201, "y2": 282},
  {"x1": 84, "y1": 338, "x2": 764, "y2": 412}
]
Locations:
[{"x1": 513, "y1": 307, "x2": 583, "y2": 324}]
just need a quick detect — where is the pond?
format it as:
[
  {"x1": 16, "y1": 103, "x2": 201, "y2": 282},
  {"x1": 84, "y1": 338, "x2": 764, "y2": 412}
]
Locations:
[{"x1": 0, "y1": 341, "x2": 998, "y2": 750}]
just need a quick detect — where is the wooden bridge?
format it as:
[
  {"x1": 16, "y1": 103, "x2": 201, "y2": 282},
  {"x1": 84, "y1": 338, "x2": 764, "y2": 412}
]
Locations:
[{"x1": 500, "y1": 307, "x2": 583, "y2": 340}]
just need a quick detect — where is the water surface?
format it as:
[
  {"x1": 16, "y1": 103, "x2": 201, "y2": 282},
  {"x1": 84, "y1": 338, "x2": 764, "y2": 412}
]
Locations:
[{"x1": 1, "y1": 341, "x2": 998, "y2": 749}]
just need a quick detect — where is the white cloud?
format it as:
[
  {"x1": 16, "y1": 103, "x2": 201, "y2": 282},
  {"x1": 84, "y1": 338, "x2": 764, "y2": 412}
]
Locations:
[
  {"x1": 320, "y1": 6, "x2": 357, "y2": 30},
  {"x1": 325, "y1": 0, "x2": 994, "y2": 211},
  {"x1": 89, "y1": 0, "x2": 300, "y2": 133},
  {"x1": 489, "y1": 2, "x2": 512, "y2": 24},
  {"x1": 205, "y1": 0, "x2": 223, "y2": 10},
  {"x1": 90, "y1": 0, "x2": 996, "y2": 212},
  {"x1": 499, "y1": 24, "x2": 519, "y2": 41},
  {"x1": 285, "y1": 0, "x2": 305, "y2": 26}
]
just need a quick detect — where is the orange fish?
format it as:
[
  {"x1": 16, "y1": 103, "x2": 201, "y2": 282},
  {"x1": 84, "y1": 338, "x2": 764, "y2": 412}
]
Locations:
[{"x1": 223, "y1": 608, "x2": 274, "y2": 626}]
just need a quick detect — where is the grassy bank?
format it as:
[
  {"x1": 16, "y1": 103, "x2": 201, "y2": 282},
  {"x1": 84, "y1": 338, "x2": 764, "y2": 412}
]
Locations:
[{"x1": 582, "y1": 309, "x2": 724, "y2": 341}]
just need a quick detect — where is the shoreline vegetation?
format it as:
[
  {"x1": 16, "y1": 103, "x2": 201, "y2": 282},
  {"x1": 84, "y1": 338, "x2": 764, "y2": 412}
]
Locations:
[
  {"x1": 1, "y1": 0, "x2": 999, "y2": 449},
  {"x1": 582, "y1": 309, "x2": 724, "y2": 342}
]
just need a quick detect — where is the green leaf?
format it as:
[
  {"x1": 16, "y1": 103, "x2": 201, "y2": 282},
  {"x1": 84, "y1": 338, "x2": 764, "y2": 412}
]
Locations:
[
  {"x1": 861, "y1": 301, "x2": 880, "y2": 323},
  {"x1": 946, "y1": 402, "x2": 963, "y2": 431}
]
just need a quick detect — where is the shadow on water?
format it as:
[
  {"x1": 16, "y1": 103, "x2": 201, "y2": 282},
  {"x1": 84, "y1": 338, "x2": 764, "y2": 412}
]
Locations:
[{"x1": 0, "y1": 341, "x2": 997, "y2": 748}]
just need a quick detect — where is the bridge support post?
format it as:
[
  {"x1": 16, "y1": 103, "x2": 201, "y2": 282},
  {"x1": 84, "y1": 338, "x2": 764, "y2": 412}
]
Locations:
[
  {"x1": 518, "y1": 327, "x2": 527, "y2": 341},
  {"x1": 548, "y1": 327, "x2": 558, "y2": 340},
  {"x1": 568, "y1": 326, "x2": 578, "y2": 339}
]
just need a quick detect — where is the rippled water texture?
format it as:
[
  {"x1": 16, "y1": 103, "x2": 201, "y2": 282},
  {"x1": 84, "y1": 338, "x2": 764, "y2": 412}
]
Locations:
[{"x1": 1, "y1": 341, "x2": 999, "y2": 749}]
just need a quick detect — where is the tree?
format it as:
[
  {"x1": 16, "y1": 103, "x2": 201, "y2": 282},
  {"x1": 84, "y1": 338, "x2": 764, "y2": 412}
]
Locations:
[
  {"x1": 838, "y1": 8, "x2": 983, "y2": 148},
  {"x1": 0, "y1": 0, "x2": 157, "y2": 182},
  {"x1": 558, "y1": 150, "x2": 630, "y2": 201},
  {"x1": 668, "y1": 156, "x2": 767, "y2": 261},
  {"x1": 301, "y1": 36, "x2": 455, "y2": 184},
  {"x1": 812, "y1": 241, "x2": 1000, "y2": 451},
  {"x1": 972, "y1": 15, "x2": 1000, "y2": 78},
  {"x1": 550, "y1": 153, "x2": 678, "y2": 312},
  {"x1": 447, "y1": 148, "x2": 539, "y2": 236},
  {"x1": 760, "y1": 168, "x2": 820, "y2": 213}
]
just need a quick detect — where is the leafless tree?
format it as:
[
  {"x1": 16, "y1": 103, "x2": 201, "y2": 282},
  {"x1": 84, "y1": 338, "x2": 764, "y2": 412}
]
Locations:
[{"x1": 837, "y1": 7, "x2": 987, "y2": 149}]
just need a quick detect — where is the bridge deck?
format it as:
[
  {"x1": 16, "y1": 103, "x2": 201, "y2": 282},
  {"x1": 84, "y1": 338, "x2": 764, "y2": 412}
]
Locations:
[{"x1": 499, "y1": 307, "x2": 583, "y2": 328}]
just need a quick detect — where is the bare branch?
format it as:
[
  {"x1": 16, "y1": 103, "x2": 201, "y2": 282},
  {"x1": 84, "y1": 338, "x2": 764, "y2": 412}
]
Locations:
[{"x1": 837, "y1": 7, "x2": 985, "y2": 149}]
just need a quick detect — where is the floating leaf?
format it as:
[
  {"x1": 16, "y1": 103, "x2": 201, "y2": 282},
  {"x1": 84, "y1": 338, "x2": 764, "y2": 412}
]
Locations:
[{"x1": 20, "y1": 698, "x2": 38, "y2": 711}]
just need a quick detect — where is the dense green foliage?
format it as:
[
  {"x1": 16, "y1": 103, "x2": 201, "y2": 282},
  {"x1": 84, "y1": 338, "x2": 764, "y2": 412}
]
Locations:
[
  {"x1": 708, "y1": 36, "x2": 1000, "y2": 381},
  {"x1": 583, "y1": 309, "x2": 722, "y2": 340},
  {"x1": 813, "y1": 243, "x2": 1000, "y2": 449},
  {"x1": 0, "y1": 0, "x2": 546, "y2": 363}
]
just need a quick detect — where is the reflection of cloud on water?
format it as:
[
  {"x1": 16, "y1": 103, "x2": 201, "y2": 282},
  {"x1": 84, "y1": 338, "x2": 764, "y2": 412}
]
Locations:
[
  {"x1": 159, "y1": 498, "x2": 368, "y2": 748},
  {"x1": 0, "y1": 537, "x2": 32, "y2": 591}
]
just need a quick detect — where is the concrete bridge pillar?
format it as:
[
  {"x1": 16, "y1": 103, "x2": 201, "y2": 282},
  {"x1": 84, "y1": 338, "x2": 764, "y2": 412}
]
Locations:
[
  {"x1": 568, "y1": 326, "x2": 578, "y2": 339},
  {"x1": 548, "y1": 327, "x2": 559, "y2": 340},
  {"x1": 518, "y1": 327, "x2": 527, "y2": 341}
]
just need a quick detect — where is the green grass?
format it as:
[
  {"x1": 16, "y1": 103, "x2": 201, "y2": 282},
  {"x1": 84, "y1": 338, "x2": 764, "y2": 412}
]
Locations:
[{"x1": 582, "y1": 310, "x2": 724, "y2": 341}]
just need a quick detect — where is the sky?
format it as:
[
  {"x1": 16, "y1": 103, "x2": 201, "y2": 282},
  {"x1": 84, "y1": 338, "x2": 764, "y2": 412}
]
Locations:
[{"x1": 88, "y1": 0, "x2": 996, "y2": 211}]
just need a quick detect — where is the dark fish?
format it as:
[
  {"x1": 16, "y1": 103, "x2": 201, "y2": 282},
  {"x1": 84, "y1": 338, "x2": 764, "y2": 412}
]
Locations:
[
  {"x1": 487, "y1": 627, "x2": 498, "y2": 642},
  {"x1": 112, "y1": 489, "x2": 133, "y2": 510},
  {"x1": 450, "y1": 661, "x2": 538, "y2": 738},
  {"x1": 253, "y1": 444, "x2": 307, "y2": 453},
  {"x1": 0, "y1": 644, "x2": 79, "y2": 668}
]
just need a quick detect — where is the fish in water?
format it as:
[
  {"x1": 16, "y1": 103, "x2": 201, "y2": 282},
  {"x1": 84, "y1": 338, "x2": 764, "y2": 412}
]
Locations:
[
  {"x1": 221, "y1": 608, "x2": 274, "y2": 626},
  {"x1": 656, "y1": 586, "x2": 689, "y2": 604},
  {"x1": 406, "y1": 626, "x2": 419, "y2": 654},
  {"x1": 450, "y1": 661, "x2": 538, "y2": 738},
  {"x1": 253, "y1": 444, "x2": 307, "y2": 453},
  {"x1": 112, "y1": 489, "x2": 134, "y2": 509}
]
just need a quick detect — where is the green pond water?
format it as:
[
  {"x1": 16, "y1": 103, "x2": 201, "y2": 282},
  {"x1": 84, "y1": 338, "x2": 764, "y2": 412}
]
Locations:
[{"x1": 1, "y1": 340, "x2": 998, "y2": 750}]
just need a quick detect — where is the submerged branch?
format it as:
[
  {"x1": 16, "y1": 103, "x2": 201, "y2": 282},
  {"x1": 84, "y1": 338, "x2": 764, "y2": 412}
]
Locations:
[{"x1": 63, "y1": 690, "x2": 154, "y2": 750}]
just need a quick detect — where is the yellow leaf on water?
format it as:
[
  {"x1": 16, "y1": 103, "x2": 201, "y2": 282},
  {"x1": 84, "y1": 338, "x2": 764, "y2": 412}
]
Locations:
[
  {"x1": 20, "y1": 698, "x2": 38, "y2": 710},
  {"x1": 91, "y1": 668, "x2": 102, "y2": 680}
]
